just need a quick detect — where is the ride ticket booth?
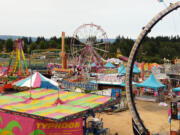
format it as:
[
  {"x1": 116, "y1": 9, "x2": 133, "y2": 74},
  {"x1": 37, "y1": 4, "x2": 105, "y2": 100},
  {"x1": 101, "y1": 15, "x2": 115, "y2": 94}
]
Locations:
[{"x1": 170, "y1": 100, "x2": 180, "y2": 135}]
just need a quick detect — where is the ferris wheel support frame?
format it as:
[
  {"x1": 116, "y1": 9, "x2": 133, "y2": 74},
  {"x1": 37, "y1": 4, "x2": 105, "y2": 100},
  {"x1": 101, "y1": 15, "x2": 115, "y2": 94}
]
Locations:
[
  {"x1": 125, "y1": 2, "x2": 180, "y2": 135},
  {"x1": 71, "y1": 23, "x2": 109, "y2": 67}
]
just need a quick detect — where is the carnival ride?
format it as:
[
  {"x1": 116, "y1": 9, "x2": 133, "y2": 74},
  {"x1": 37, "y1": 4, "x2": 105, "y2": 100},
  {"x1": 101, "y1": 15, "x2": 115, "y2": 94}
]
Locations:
[
  {"x1": 0, "y1": 53, "x2": 10, "y2": 68},
  {"x1": 117, "y1": 51, "x2": 139, "y2": 66},
  {"x1": 53, "y1": 32, "x2": 72, "y2": 74},
  {"x1": 125, "y1": 2, "x2": 180, "y2": 135},
  {"x1": 31, "y1": 49, "x2": 61, "y2": 70},
  {"x1": 70, "y1": 23, "x2": 109, "y2": 68},
  {"x1": 7, "y1": 39, "x2": 29, "y2": 77},
  {"x1": 0, "y1": 39, "x2": 29, "y2": 93}
]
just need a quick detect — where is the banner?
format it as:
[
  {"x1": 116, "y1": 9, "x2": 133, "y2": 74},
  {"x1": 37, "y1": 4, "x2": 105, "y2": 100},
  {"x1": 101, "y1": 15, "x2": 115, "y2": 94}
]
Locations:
[
  {"x1": 0, "y1": 112, "x2": 83, "y2": 135},
  {"x1": 97, "y1": 74, "x2": 125, "y2": 83}
]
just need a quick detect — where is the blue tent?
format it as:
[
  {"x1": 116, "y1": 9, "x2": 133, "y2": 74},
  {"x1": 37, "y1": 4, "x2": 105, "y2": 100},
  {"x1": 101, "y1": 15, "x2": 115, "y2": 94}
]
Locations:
[
  {"x1": 119, "y1": 64, "x2": 141, "y2": 75},
  {"x1": 104, "y1": 62, "x2": 116, "y2": 68},
  {"x1": 119, "y1": 82, "x2": 137, "y2": 87},
  {"x1": 136, "y1": 73, "x2": 166, "y2": 90},
  {"x1": 13, "y1": 72, "x2": 59, "y2": 90},
  {"x1": 172, "y1": 87, "x2": 180, "y2": 92},
  {"x1": 91, "y1": 63, "x2": 96, "y2": 67},
  {"x1": 41, "y1": 81, "x2": 59, "y2": 90},
  {"x1": 133, "y1": 64, "x2": 141, "y2": 74},
  {"x1": 172, "y1": 87, "x2": 180, "y2": 96},
  {"x1": 118, "y1": 64, "x2": 125, "y2": 74},
  {"x1": 91, "y1": 62, "x2": 101, "y2": 67}
]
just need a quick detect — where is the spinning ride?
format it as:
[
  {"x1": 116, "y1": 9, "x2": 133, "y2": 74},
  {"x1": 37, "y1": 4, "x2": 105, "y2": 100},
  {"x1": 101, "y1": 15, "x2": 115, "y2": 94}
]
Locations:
[
  {"x1": 126, "y1": 2, "x2": 180, "y2": 135},
  {"x1": 70, "y1": 23, "x2": 109, "y2": 68}
]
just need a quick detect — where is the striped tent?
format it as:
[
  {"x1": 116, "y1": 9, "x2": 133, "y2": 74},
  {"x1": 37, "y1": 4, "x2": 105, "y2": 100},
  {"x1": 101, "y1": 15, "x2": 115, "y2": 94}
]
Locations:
[{"x1": 13, "y1": 72, "x2": 59, "y2": 90}]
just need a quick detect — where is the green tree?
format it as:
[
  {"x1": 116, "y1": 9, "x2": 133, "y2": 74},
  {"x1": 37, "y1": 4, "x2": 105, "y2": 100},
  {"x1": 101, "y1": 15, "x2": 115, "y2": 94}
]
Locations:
[
  {"x1": 48, "y1": 40, "x2": 58, "y2": 48},
  {"x1": 23, "y1": 43, "x2": 28, "y2": 53},
  {"x1": 29, "y1": 42, "x2": 37, "y2": 53},
  {"x1": 39, "y1": 40, "x2": 47, "y2": 49},
  {"x1": 21, "y1": 37, "x2": 28, "y2": 44},
  {"x1": 0, "y1": 41, "x2": 4, "y2": 52},
  {"x1": 28, "y1": 37, "x2": 32, "y2": 44},
  {"x1": 5, "y1": 39, "x2": 13, "y2": 52}
]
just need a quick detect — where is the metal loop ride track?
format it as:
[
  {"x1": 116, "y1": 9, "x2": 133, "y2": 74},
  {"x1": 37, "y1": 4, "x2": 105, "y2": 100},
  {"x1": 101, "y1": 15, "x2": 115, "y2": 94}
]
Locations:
[{"x1": 125, "y1": 1, "x2": 180, "y2": 135}]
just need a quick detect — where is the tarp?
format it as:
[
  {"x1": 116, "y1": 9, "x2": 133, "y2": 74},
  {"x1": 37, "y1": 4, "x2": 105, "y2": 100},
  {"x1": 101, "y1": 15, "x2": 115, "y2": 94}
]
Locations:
[
  {"x1": 119, "y1": 64, "x2": 141, "y2": 75},
  {"x1": 136, "y1": 73, "x2": 166, "y2": 90},
  {"x1": 172, "y1": 87, "x2": 180, "y2": 92},
  {"x1": 13, "y1": 72, "x2": 59, "y2": 90},
  {"x1": 104, "y1": 62, "x2": 116, "y2": 68}
]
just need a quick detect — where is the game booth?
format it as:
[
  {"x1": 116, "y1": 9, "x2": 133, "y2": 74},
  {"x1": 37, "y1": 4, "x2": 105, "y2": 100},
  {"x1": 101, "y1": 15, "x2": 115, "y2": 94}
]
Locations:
[{"x1": 136, "y1": 73, "x2": 166, "y2": 102}]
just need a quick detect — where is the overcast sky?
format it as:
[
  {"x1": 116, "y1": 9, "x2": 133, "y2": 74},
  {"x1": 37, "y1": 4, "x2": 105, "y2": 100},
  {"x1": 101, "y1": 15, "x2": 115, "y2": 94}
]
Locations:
[{"x1": 0, "y1": 0, "x2": 180, "y2": 38}]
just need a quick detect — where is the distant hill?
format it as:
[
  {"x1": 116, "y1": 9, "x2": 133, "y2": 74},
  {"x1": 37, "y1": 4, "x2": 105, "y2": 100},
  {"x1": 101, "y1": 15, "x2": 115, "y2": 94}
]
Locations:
[
  {"x1": 0, "y1": 35, "x2": 116, "y2": 43},
  {"x1": 0, "y1": 35, "x2": 37, "y2": 41}
]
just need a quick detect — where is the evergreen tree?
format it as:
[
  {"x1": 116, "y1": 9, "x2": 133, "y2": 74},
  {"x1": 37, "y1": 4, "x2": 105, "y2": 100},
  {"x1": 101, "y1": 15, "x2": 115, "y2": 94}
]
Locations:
[{"x1": 5, "y1": 39, "x2": 13, "y2": 52}]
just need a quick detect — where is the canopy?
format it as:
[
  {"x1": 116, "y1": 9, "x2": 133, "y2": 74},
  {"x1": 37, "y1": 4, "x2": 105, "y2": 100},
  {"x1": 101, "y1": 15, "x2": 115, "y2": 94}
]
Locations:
[
  {"x1": 119, "y1": 82, "x2": 137, "y2": 87},
  {"x1": 133, "y1": 64, "x2": 141, "y2": 73},
  {"x1": 91, "y1": 62, "x2": 96, "y2": 67},
  {"x1": 104, "y1": 62, "x2": 116, "y2": 68},
  {"x1": 172, "y1": 87, "x2": 180, "y2": 92},
  {"x1": 0, "y1": 88, "x2": 112, "y2": 122},
  {"x1": 119, "y1": 64, "x2": 141, "y2": 75},
  {"x1": 91, "y1": 62, "x2": 101, "y2": 67},
  {"x1": 136, "y1": 73, "x2": 166, "y2": 90},
  {"x1": 13, "y1": 72, "x2": 59, "y2": 90},
  {"x1": 118, "y1": 64, "x2": 125, "y2": 74}
]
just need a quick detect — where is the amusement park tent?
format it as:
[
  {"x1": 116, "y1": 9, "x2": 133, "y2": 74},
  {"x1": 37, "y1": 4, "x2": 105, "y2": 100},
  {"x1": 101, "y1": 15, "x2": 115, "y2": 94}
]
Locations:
[
  {"x1": 119, "y1": 64, "x2": 141, "y2": 75},
  {"x1": 172, "y1": 87, "x2": 180, "y2": 96},
  {"x1": 118, "y1": 64, "x2": 126, "y2": 74},
  {"x1": 104, "y1": 62, "x2": 116, "y2": 68},
  {"x1": 13, "y1": 72, "x2": 59, "y2": 90},
  {"x1": 91, "y1": 63, "x2": 96, "y2": 67},
  {"x1": 119, "y1": 82, "x2": 137, "y2": 87},
  {"x1": 91, "y1": 62, "x2": 100, "y2": 67},
  {"x1": 136, "y1": 73, "x2": 166, "y2": 90},
  {"x1": 133, "y1": 64, "x2": 141, "y2": 73},
  {"x1": 172, "y1": 87, "x2": 180, "y2": 92}
]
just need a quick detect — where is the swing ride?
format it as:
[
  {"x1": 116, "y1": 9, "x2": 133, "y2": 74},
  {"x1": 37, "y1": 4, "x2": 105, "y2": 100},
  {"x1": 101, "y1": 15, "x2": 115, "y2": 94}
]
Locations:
[
  {"x1": 0, "y1": 39, "x2": 29, "y2": 93},
  {"x1": 70, "y1": 23, "x2": 110, "y2": 68},
  {"x1": 126, "y1": 1, "x2": 180, "y2": 135},
  {"x1": 7, "y1": 39, "x2": 29, "y2": 78}
]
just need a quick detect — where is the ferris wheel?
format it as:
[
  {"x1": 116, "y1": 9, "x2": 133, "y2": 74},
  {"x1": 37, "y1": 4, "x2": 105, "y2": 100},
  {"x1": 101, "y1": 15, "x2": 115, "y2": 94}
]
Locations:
[{"x1": 70, "y1": 23, "x2": 109, "y2": 67}]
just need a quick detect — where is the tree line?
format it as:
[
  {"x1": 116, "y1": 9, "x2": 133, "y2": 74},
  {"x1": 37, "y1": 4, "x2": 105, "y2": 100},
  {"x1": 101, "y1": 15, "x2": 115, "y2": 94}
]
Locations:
[{"x1": 0, "y1": 35, "x2": 180, "y2": 64}]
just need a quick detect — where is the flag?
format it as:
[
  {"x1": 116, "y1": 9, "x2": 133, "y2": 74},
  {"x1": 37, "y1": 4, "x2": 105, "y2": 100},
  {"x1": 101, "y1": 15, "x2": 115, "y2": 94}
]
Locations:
[
  {"x1": 168, "y1": 109, "x2": 171, "y2": 123},
  {"x1": 157, "y1": 0, "x2": 163, "y2": 2}
]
